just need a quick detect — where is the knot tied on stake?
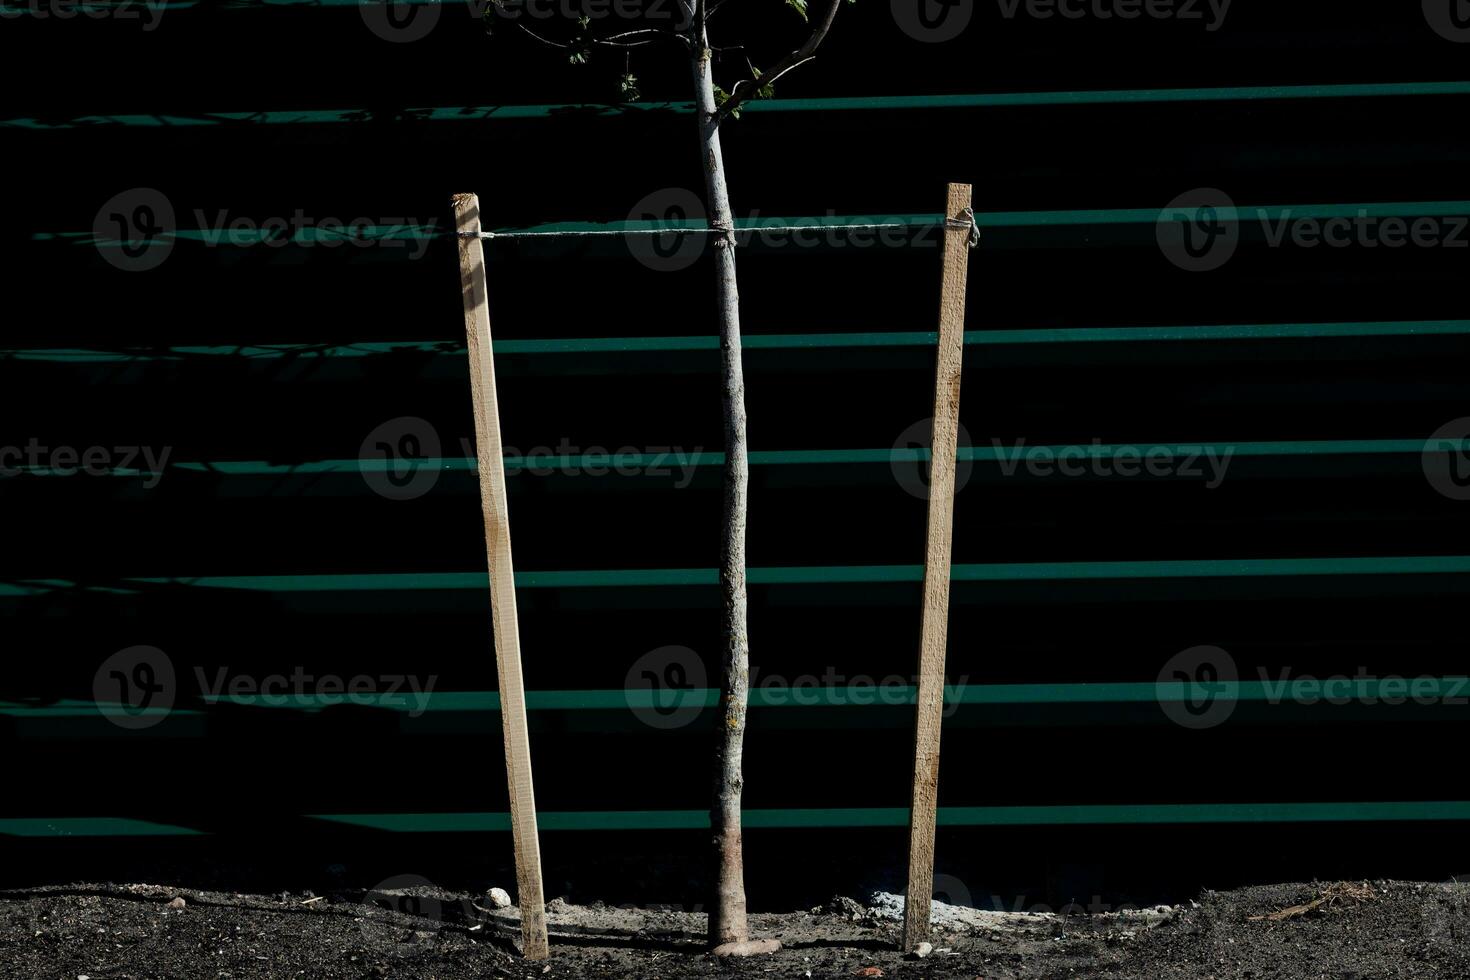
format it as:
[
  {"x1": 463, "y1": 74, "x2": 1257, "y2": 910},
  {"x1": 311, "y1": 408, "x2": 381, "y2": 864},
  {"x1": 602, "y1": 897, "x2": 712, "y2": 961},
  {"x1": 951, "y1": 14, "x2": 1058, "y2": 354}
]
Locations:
[{"x1": 947, "y1": 205, "x2": 981, "y2": 249}]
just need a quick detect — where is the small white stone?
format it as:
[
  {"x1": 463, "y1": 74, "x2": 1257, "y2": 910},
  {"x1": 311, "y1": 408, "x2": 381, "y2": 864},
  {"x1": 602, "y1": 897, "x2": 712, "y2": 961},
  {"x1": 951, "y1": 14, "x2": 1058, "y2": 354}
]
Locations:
[
  {"x1": 487, "y1": 887, "x2": 512, "y2": 909},
  {"x1": 909, "y1": 941, "x2": 934, "y2": 959}
]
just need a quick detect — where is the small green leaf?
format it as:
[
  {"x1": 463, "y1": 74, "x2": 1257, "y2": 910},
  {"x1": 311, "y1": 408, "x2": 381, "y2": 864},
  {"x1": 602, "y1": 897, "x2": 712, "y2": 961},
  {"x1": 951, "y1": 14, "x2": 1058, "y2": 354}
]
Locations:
[
  {"x1": 620, "y1": 72, "x2": 641, "y2": 102},
  {"x1": 786, "y1": 0, "x2": 808, "y2": 19},
  {"x1": 713, "y1": 86, "x2": 742, "y2": 119}
]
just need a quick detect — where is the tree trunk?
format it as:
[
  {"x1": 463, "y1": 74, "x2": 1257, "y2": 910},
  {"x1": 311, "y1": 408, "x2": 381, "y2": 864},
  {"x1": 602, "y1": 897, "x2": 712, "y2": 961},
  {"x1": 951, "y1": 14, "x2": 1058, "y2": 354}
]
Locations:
[{"x1": 689, "y1": 31, "x2": 759, "y2": 954}]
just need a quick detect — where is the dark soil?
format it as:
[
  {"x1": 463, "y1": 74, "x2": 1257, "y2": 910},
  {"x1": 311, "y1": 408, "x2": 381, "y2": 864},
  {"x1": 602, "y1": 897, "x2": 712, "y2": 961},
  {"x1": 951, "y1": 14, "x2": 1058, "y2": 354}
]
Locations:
[{"x1": 2, "y1": 879, "x2": 1465, "y2": 979}]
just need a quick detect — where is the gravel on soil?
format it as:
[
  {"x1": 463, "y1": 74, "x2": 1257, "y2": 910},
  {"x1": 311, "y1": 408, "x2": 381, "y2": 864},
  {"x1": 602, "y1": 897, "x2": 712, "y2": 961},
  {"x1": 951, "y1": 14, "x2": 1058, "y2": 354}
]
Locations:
[{"x1": 2, "y1": 878, "x2": 1467, "y2": 979}]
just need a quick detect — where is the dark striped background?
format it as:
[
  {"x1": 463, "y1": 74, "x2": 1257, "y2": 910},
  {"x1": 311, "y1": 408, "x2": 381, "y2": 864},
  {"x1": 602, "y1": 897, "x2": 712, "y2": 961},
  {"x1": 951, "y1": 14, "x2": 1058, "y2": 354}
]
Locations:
[{"x1": 3, "y1": 0, "x2": 1470, "y2": 908}]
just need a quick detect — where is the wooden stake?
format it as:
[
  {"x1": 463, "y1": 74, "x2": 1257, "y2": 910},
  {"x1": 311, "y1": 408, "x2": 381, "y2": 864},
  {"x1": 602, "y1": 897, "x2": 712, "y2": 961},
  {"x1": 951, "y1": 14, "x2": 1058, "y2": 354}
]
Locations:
[
  {"x1": 902, "y1": 183, "x2": 973, "y2": 953},
  {"x1": 452, "y1": 193, "x2": 550, "y2": 961}
]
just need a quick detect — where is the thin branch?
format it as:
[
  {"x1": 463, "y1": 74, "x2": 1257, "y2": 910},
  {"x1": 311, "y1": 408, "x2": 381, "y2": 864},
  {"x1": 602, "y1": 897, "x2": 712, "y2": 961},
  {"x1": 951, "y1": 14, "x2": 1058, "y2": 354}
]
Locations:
[
  {"x1": 600, "y1": 29, "x2": 684, "y2": 47},
  {"x1": 516, "y1": 24, "x2": 686, "y2": 51},
  {"x1": 717, "y1": 0, "x2": 842, "y2": 121}
]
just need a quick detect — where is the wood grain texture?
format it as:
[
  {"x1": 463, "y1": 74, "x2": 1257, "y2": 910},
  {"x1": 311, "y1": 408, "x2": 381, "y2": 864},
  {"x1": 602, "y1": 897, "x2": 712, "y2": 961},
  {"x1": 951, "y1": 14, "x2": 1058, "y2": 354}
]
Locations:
[
  {"x1": 902, "y1": 183, "x2": 973, "y2": 953},
  {"x1": 452, "y1": 193, "x2": 549, "y2": 961}
]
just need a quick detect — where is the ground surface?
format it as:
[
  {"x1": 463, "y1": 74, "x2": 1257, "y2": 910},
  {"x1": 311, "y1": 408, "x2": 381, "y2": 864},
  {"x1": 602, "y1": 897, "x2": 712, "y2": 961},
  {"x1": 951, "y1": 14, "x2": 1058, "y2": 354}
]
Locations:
[{"x1": 2, "y1": 879, "x2": 1466, "y2": 979}]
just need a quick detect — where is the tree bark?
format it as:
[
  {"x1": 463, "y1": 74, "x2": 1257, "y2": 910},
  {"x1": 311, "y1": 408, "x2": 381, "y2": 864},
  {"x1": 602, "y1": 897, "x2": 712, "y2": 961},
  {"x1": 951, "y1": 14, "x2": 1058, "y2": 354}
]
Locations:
[{"x1": 690, "y1": 27, "x2": 755, "y2": 953}]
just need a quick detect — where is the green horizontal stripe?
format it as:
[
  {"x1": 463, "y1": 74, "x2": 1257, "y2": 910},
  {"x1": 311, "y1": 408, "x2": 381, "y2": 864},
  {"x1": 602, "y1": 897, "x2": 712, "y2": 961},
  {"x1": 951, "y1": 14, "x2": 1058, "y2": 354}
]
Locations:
[
  {"x1": 966, "y1": 320, "x2": 1470, "y2": 345},
  {"x1": 34, "y1": 200, "x2": 1470, "y2": 250},
  {"x1": 10, "y1": 677, "x2": 1468, "y2": 719},
  {"x1": 5, "y1": 440, "x2": 1436, "y2": 480},
  {"x1": 5, "y1": 320, "x2": 1470, "y2": 363},
  {"x1": 5, "y1": 556, "x2": 1470, "y2": 597},
  {"x1": 10, "y1": 802, "x2": 1469, "y2": 837},
  {"x1": 0, "y1": 700, "x2": 205, "y2": 718},
  {"x1": 0, "y1": 817, "x2": 206, "y2": 838},
  {"x1": 492, "y1": 201, "x2": 1470, "y2": 234},
  {"x1": 307, "y1": 801, "x2": 1470, "y2": 833},
  {"x1": 42, "y1": 215, "x2": 940, "y2": 248},
  {"x1": 982, "y1": 200, "x2": 1470, "y2": 228},
  {"x1": 8, "y1": 82, "x2": 1470, "y2": 130},
  {"x1": 938, "y1": 802, "x2": 1470, "y2": 826},
  {"x1": 951, "y1": 556, "x2": 1470, "y2": 581},
  {"x1": 752, "y1": 82, "x2": 1470, "y2": 110}
]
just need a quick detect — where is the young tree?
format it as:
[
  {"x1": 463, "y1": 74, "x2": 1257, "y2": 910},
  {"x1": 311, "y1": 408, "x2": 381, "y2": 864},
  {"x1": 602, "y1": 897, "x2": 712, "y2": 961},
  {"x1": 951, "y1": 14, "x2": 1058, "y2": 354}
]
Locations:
[{"x1": 490, "y1": 0, "x2": 849, "y2": 956}]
